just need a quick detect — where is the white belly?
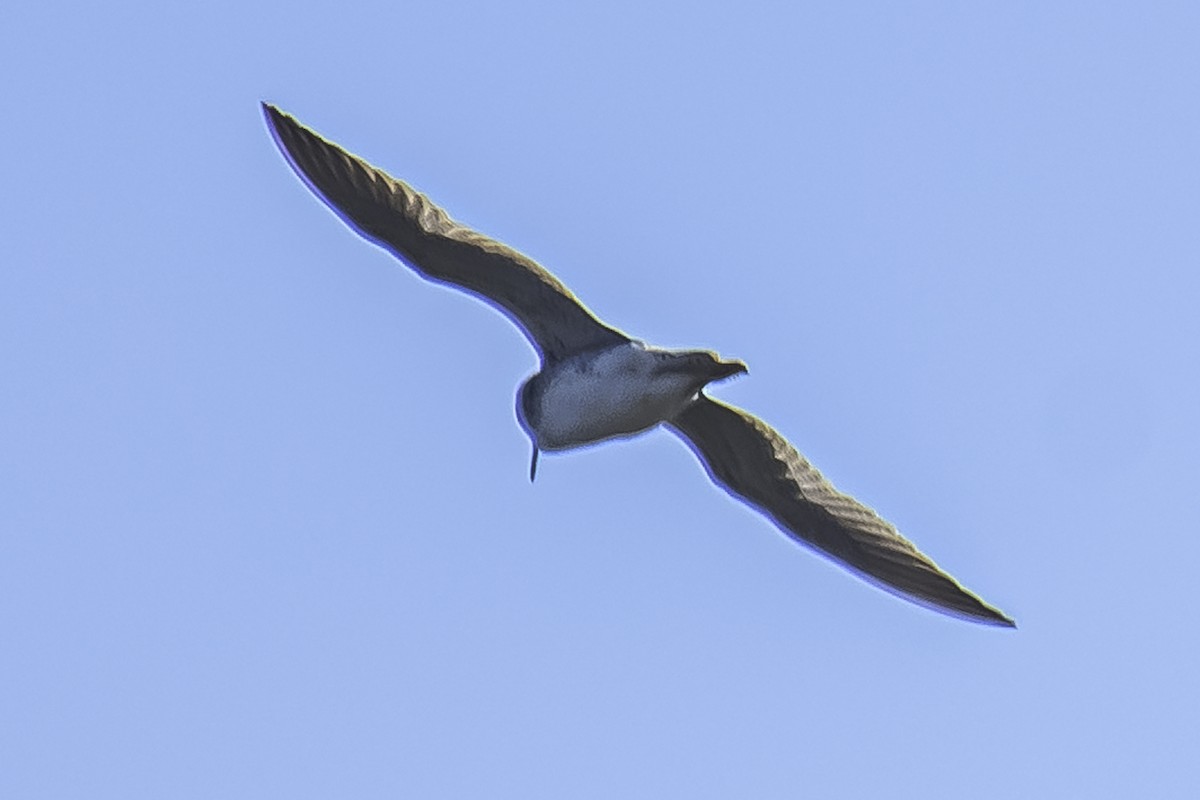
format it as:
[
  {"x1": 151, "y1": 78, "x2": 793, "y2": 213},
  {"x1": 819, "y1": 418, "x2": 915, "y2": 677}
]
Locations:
[{"x1": 524, "y1": 345, "x2": 699, "y2": 450}]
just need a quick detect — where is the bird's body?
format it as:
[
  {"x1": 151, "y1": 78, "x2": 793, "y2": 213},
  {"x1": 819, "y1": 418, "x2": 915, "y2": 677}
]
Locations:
[
  {"x1": 263, "y1": 103, "x2": 1015, "y2": 627},
  {"x1": 518, "y1": 342, "x2": 745, "y2": 451}
]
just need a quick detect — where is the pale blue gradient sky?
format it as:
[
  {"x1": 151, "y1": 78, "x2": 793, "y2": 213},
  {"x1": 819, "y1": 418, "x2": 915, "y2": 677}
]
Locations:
[{"x1": 3, "y1": 2, "x2": 1199, "y2": 797}]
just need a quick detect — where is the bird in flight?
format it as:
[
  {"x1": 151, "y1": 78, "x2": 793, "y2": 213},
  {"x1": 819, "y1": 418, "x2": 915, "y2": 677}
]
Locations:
[{"x1": 262, "y1": 103, "x2": 1014, "y2": 627}]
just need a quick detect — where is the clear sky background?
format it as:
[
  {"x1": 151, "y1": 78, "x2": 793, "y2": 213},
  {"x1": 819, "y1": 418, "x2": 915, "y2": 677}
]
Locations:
[{"x1": 4, "y1": 2, "x2": 1198, "y2": 797}]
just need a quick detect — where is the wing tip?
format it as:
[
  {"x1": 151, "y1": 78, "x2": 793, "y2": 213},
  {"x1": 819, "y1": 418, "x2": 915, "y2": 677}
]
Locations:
[
  {"x1": 981, "y1": 608, "x2": 1017, "y2": 629},
  {"x1": 844, "y1": 559, "x2": 1017, "y2": 628},
  {"x1": 261, "y1": 101, "x2": 303, "y2": 160},
  {"x1": 260, "y1": 101, "x2": 297, "y2": 165},
  {"x1": 259, "y1": 102, "x2": 365, "y2": 229},
  {"x1": 260, "y1": 100, "x2": 284, "y2": 133},
  {"x1": 966, "y1": 608, "x2": 1017, "y2": 628}
]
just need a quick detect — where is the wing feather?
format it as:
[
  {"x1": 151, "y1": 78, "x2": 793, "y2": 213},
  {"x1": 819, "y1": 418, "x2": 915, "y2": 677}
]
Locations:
[
  {"x1": 262, "y1": 103, "x2": 628, "y2": 361},
  {"x1": 668, "y1": 395, "x2": 1014, "y2": 626}
]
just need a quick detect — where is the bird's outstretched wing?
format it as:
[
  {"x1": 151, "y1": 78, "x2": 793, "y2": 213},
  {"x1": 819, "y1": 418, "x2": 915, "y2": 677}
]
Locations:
[
  {"x1": 668, "y1": 395, "x2": 1014, "y2": 626},
  {"x1": 262, "y1": 103, "x2": 629, "y2": 362}
]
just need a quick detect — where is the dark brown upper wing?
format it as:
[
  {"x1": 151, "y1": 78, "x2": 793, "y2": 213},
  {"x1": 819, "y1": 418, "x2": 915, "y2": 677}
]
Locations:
[
  {"x1": 668, "y1": 395, "x2": 1014, "y2": 626},
  {"x1": 262, "y1": 103, "x2": 629, "y2": 362}
]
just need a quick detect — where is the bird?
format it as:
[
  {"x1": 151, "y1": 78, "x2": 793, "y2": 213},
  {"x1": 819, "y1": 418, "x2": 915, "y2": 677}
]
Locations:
[{"x1": 262, "y1": 102, "x2": 1015, "y2": 627}]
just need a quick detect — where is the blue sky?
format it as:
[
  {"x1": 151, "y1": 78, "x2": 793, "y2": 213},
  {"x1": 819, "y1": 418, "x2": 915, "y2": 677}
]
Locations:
[{"x1": 4, "y1": 1, "x2": 1199, "y2": 797}]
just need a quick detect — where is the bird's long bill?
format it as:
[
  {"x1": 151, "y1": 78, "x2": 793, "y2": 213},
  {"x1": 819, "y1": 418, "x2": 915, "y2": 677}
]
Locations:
[
  {"x1": 657, "y1": 356, "x2": 748, "y2": 383},
  {"x1": 712, "y1": 360, "x2": 749, "y2": 381}
]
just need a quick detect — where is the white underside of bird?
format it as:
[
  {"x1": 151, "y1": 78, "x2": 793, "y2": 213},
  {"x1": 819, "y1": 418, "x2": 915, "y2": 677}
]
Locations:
[{"x1": 518, "y1": 341, "x2": 746, "y2": 451}]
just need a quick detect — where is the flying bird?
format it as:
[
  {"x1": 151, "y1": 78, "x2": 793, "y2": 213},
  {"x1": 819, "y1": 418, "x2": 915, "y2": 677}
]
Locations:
[{"x1": 262, "y1": 102, "x2": 1014, "y2": 627}]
